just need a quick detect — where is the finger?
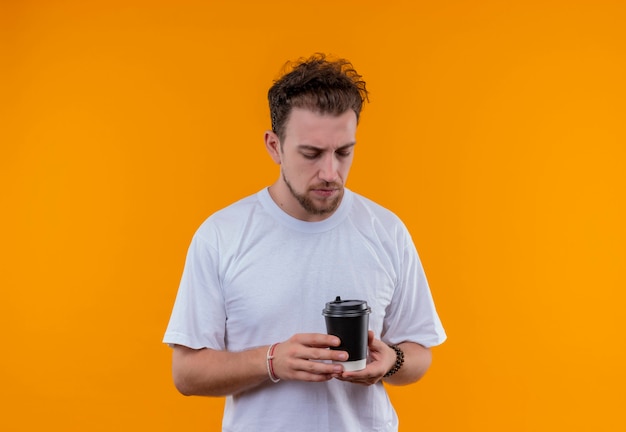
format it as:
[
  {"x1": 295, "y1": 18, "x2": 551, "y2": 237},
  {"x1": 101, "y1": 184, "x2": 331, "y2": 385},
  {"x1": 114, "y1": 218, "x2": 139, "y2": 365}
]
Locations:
[
  {"x1": 289, "y1": 358, "x2": 345, "y2": 379},
  {"x1": 335, "y1": 375, "x2": 377, "y2": 386},
  {"x1": 291, "y1": 333, "x2": 341, "y2": 348},
  {"x1": 340, "y1": 370, "x2": 380, "y2": 383},
  {"x1": 281, "y1": 340, "x2": 348, "y2": 362},
  {"x1": 277, "y1": 345, "x2": 345, "y2": 371},
  {"x1": 316, "y1": 348, "x2": 349, "y2": 362},
  {"x1": 341, "y1": 370, "x2": 374, "y2": 380},
  {"x1": 294, "y1": 347, "x2": 348, "y2": 363},
  {"x1": 340, "y1": 364, "x2": 384, "y2": 380},
  {"x1": 293, "y1": 371, "x2": 336, "y2": 382}
]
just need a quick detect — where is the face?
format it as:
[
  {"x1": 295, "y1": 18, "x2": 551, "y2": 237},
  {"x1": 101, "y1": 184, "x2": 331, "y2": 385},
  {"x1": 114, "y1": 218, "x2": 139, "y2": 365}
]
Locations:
[{"x1": 265, "y1": 107, "x2": 358, "y2": 222}]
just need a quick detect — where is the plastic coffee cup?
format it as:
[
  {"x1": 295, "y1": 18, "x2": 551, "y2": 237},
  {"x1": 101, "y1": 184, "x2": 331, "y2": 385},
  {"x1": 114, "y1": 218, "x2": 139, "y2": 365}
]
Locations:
[{"x1": 322, "y1": 296, "x2": 371, "y2": 371}]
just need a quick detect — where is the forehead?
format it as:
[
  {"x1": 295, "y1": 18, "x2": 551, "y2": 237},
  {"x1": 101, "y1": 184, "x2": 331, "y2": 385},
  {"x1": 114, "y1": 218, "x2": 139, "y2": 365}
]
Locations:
[{"x1": 283, "y1": 108, "x2": 357, "y2": 146}]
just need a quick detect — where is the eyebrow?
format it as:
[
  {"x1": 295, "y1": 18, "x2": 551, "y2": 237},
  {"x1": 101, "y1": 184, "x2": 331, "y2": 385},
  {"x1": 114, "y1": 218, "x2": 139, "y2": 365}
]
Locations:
[{"x1": 297, "y1": 142, "x2": 356, "y2": 152}]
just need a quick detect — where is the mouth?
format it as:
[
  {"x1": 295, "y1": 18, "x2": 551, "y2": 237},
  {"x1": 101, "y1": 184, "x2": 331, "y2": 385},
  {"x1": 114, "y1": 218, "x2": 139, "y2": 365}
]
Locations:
[
  {"x1": 312, "y1": 189, "x2": 337, "y2": 197},
  {"x1": 310, "y1": 185, "x2": 342, "y2": 198}
]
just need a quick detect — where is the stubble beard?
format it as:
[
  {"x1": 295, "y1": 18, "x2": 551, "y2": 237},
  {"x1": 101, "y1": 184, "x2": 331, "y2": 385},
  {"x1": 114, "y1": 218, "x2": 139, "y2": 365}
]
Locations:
[{"x1": 282, "y1": 171, "x2": 343, "y2": 217}]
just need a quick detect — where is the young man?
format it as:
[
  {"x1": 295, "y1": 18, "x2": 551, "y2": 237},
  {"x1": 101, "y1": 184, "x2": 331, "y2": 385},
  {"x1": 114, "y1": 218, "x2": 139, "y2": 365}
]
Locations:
[{"x1": 163, "y1": 54, "x2": 446, "y2": 431}]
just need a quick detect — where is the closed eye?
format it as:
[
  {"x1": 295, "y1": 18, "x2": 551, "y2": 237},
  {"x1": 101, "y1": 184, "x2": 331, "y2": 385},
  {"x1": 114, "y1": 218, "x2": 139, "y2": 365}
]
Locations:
[
  {"x1": 298, "y1": 143, "x2": 355, "y2": 160},
  {"x1": 302, "y1": 152, "x2": 321, "y2": 160}
]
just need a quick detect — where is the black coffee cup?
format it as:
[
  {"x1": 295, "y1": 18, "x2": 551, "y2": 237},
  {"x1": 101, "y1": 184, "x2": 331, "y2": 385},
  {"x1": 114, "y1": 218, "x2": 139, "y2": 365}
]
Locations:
[{"x1": 322, "y1": 296, "x2": 371, "y2": 371}]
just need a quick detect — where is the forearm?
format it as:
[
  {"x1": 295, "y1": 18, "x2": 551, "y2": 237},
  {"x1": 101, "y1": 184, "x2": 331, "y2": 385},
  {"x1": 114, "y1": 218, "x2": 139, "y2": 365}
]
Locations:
[
  {"x1": 172, "y1": 345, "x2": 270, "y2": 397},
  {"x1": 383, "y1": 342, "x2": 432, "y2": 386}
]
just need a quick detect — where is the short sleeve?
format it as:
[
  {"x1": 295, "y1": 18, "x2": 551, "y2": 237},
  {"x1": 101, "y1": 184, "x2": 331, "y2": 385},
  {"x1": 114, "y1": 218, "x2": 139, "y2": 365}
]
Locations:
[
  {"x1": 381, "y1": 227, "x2": 446, "y2": 348},
  {"x1": 162, "y1": 228, "x2": 227, "y2": 350}
]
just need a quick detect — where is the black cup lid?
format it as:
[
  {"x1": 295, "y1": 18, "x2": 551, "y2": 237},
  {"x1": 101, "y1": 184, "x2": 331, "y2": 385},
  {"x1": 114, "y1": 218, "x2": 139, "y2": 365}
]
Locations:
[{"x1": 322, "y1": 296, "x2": 371, "y2": 317}]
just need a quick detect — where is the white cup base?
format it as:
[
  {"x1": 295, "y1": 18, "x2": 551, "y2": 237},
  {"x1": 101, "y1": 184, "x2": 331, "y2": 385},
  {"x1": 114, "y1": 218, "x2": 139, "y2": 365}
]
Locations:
[{"x1": 334, "y1": 359, "x2": 366, "y2": 371}]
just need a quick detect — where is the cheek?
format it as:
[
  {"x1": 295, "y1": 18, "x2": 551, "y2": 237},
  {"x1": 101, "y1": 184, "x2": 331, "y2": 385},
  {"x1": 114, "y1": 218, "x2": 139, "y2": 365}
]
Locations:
[
  {"x1": 339, "y1": 160, "x2": 353, "y2": 178},
  {"x1": 283, "y1": 160, "x2": 310, "y2": 181}
]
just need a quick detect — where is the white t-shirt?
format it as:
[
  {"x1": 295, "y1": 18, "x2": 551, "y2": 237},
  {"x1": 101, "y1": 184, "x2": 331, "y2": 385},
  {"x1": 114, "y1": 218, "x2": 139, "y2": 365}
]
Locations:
[{"x1": 163, "y1": 188, "x2": 446, "y2": 432}]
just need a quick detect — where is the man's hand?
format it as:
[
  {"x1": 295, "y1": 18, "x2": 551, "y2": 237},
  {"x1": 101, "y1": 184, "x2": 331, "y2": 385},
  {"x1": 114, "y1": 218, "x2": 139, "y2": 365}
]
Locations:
[
  {"x1": 271, "y1": 333, "x2": 349, "y2": 382},
  {"x1": 335, "y1": 331, "x2": 397, "y2": 386},
  {"x1": 337, "y1": 332, "x2": 433, "y2": 386}
]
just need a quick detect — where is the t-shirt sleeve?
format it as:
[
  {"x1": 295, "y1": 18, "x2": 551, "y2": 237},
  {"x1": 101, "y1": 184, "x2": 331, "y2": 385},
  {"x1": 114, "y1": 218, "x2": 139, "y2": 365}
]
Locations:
[
  {"x1": 162, "y1": 228, "x2": 226, "y2": 350},
  {"x1": 382, "y1": 226, "x2": 446, "y2": 348}
]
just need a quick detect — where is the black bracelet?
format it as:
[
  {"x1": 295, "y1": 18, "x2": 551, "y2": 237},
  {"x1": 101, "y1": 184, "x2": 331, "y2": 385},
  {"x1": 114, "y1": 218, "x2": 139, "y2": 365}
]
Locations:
[{"x1": 384, "y1": 344, "x2": 405, "y2": 378}]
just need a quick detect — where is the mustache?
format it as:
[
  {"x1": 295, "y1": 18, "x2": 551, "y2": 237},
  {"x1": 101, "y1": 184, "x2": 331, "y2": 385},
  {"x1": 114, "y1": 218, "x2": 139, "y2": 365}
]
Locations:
[{"x1": 310, "y1": 182, "x2": 342, "y2": 190}]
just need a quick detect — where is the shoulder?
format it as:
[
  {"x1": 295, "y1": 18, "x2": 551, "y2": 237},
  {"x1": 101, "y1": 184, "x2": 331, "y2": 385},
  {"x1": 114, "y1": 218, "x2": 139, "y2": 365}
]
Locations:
[
  {"x1": 345, "y1": 190, "x2": 414, "y2": 247},
  {"x1": 192, "y1": 191, "x2": 265, "y2": 241},
  {"x1": 348, "y1": 190, "x2": 406, "y2": 229}
]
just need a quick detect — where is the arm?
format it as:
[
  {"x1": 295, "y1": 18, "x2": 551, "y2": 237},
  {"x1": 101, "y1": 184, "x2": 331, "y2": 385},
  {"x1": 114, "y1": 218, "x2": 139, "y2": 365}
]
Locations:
[
  {"x1": 172, "y1": 345, "x2": 268, "y2": 397},
  {"x1": 383, "y1": 341, "x2": 432, "y2": 386},
  {"x1": 171, "y1": 333, "x2": 349, "y2": 397},
  {"x1": 338, "y1": 331, "x2": 432, "y2": 386}
]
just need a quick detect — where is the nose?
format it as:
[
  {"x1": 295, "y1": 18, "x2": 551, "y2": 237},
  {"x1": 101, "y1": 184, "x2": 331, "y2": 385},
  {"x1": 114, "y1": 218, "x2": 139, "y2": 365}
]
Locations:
[{"x1": 318, "y1": 153, "x2": 339, "y2": 183}]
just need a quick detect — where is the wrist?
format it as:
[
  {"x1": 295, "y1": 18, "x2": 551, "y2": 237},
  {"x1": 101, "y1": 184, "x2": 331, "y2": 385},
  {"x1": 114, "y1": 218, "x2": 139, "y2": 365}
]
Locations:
[
  {"x1": 266, "y1": 343, "x2": 281, "y2": 383},
  {"x1": 383, "y1": 344, "x2": 405, "y2": 378}
]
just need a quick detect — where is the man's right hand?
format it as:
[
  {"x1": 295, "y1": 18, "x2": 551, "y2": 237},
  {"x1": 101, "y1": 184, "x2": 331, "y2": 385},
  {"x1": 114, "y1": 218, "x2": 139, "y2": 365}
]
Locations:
[{"x1": 270, "y1": 333, "x2": 348, "y2": 382}]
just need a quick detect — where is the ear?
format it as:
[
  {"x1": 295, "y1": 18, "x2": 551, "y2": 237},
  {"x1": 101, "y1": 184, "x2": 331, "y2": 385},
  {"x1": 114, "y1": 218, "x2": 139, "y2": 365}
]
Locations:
[{"x1": 264, "y1": 130, "x2": 282, "y2": 164}]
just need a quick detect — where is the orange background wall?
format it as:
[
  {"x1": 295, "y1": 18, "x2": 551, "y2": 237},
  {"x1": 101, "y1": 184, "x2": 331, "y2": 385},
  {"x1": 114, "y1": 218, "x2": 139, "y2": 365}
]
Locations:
[{"x1": 2, "y1": 0, "x2": 625, "y2": 430}]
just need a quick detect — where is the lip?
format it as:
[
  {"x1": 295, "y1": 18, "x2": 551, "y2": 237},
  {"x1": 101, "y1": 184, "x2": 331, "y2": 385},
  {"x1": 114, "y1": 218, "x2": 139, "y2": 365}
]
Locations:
[{"x1": 311, "y1": 188, "x2": 338, "y2": 197}]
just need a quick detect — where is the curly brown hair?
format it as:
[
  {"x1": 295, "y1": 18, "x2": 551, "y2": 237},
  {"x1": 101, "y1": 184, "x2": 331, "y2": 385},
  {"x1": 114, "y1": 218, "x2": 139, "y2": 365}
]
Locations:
[{"x1": 268, "y1": 53, "x2": 369, "y2": 142}]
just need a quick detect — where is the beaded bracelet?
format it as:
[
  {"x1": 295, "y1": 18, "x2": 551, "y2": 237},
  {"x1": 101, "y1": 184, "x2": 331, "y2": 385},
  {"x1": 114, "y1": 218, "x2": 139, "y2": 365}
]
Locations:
[
  {"x1": 383, "y1": 344, "x2": 405, "y2": 378},
  {"x1": 266, "y1": 343, "x2": 281, "y2": 383}
]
